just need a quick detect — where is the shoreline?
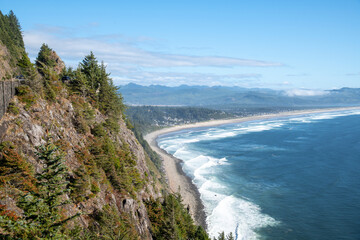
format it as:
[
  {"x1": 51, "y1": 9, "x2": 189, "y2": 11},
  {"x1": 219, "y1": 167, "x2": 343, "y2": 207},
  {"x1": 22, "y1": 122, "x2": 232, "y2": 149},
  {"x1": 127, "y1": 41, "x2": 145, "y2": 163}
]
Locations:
[
  {"x1": 144, "y1": 106, "x2": 360, "y2": 227},
  {"x1": 146, "y1": 135, "x2": 207, "y2": 228}
]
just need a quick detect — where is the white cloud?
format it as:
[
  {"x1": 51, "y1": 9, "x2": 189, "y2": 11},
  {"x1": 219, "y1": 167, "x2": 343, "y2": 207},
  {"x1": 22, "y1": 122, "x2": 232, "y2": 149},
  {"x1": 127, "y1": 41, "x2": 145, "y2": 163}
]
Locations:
[
  {"x1": 23, "y1": 26, "x2": 282, "y2": 86},
  {"x1": 113, "y1": 72, "x2": 262, "y2": 87},
  {"x1": 285, "y1": 89, "x2": 327, "y2": 97},
  {"x1": 24, "y1": 31, "x2": 282, "y2": 68}
]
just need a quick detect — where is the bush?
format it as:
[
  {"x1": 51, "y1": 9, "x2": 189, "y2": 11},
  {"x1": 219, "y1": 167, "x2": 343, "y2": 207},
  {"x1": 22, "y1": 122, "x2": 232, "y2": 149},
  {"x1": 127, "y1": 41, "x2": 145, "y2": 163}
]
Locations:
[
  {"x1": 69, "y1": 166, "x2": 90, "y2": 202},
  {"x1": 91, "y1": 123, "x2": 106, "y2": 137},
  {"x1": 90, "y1": 137, "x2": 144, "y2": 196},
  {"x1": 15, "y1": 85, "x2": 37, "y2": 110},
  {"x1": 7, "y1": 102, "x2": 19, "y2": 115},
  {"x1": 0, "y1": 141, "x2": 36, "y2": 192},
  {"x1": 145, "y1": 194, "x2": 210, "y2": 240},
  {"x1": 88, "y1": 205, "x2": 138, "y2": 239},
  {"x1": 90, "y1": 181, "x2": 100, "y2": 194},
  {"x1": 104, "y1": 117, "x2": 120, "y2": 133}
]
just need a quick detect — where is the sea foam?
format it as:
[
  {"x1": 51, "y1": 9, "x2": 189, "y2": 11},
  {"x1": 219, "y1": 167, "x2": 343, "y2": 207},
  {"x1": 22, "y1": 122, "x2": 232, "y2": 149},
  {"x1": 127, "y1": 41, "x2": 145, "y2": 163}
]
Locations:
[
  {"x1": 157, "y1": 109, "x2": 360, "y2": 239},
  {"x1": 207, "y1": 195, "x2": 279, "y2": 240}
]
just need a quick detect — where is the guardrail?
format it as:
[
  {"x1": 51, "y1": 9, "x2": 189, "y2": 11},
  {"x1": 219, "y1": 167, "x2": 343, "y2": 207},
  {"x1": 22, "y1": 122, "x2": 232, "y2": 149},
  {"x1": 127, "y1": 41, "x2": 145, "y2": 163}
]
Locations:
[{"x1": 0, "y1": 79, "x2": 21, "y2": 120}]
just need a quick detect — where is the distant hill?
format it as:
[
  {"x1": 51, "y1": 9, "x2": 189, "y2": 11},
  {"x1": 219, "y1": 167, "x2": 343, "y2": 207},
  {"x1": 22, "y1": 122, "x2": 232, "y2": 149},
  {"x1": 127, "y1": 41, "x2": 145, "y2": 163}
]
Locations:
[
  {"x1": 119, "y1": 83, "x2": 360, "y2": 109},
  {"x1": 126, "y1": 105, "x2": 234, "y2": 133}
]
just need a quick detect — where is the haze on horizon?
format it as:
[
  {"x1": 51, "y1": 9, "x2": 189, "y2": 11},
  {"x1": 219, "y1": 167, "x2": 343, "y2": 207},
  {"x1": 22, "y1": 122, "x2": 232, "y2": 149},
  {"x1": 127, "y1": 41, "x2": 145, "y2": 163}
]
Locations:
[{"x1": 2, "y1": 0, "x2": 359, "y2": 91}]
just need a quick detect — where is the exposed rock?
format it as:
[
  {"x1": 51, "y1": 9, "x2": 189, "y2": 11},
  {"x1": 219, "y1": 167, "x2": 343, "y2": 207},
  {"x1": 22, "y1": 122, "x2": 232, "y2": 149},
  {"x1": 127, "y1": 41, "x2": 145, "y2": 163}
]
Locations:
[
  {"x1": 0, "y1": 43, "x2": 13, "y2": 80},
  {"x1": 49, "y1": 50, "x2": 65, "y2": 74},
  {"x1": 0, "y1": 93, "x2": 161, "y2": 239}
]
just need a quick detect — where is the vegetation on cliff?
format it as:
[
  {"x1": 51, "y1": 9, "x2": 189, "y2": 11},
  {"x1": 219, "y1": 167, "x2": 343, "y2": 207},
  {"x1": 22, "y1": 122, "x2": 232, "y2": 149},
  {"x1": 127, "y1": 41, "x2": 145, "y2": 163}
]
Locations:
[
  {"x1": 0, "y1": 10, "x2": 220, "y2": 240},
  {"x1": 0, "y1": 10, "x2": 24, "y2": 70}
]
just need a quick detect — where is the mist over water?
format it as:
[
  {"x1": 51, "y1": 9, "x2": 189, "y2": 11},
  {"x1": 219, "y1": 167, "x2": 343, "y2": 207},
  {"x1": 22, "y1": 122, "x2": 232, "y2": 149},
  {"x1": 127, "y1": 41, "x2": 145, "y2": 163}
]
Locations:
[{"x1": 157, "y1": 110, "x2": 360, "y2": 240}]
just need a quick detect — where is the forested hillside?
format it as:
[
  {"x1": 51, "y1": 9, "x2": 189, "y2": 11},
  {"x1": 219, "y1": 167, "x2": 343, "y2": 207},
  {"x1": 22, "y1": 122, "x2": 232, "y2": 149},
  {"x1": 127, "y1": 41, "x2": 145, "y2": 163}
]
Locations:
[
  {"x1": 126, "y1": 105, "x2": 234, "y2": 134},
  {"x1": 0, "y1": 10, "x2": 228, "y2": 240},
  {"x1": 0, "y1": 10, "x2": 25, "y2": 80}
]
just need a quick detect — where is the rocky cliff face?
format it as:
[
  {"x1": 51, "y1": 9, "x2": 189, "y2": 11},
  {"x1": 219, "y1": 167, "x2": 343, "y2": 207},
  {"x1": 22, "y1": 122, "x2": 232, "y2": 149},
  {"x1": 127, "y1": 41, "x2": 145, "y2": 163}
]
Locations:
[
  {"x1": 48, "y1": 50, "x2": 65, "y2": 74},
  {"x1": 0, "y1": 13, "x2": 209, "y2": 239},
  {"x1": 0, "y1": 44, "x2": 13, "y2": 80},
  {"x1": 0, "y1": 89, "x2": 162, "y2": 239}
]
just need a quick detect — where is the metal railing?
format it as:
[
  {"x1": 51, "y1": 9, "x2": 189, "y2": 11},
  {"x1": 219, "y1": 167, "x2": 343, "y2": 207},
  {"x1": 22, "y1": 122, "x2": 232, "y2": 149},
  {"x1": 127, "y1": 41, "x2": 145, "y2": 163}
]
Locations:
[{"x1": 0, "y1": 79, "x2": 21, "y2": 120}]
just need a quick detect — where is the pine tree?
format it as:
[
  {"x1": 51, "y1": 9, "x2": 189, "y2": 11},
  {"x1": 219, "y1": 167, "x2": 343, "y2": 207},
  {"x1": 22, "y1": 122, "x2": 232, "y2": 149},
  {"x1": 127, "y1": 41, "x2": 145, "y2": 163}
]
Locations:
[
  {"x1": 78, "y1": 53, "x2": 125, "y2": 118},
  {"x1": 17, "y1": 53, "x2": 42, "y2": 93},
  {"x1": 0, "y1": 138, "x2": 79, "y2": 239},
  {"x1": 226, "y1": 232, "x2": 235, "y2": 240},
  {"x1": 36, "y1": 44, "x2": 56, "y2": 75},
  {"x1": 7, "y1": 10, "x2": 24, "y2": 50},
  {"x1": 0, "y1": 10, "x2": 25, "y2": 68},
  {"x1": 214, "y1": 232, "x2": 225, "y2": 240},
  {"x1": 80, "y1": 51, "x2": 100, "y2": 94}
]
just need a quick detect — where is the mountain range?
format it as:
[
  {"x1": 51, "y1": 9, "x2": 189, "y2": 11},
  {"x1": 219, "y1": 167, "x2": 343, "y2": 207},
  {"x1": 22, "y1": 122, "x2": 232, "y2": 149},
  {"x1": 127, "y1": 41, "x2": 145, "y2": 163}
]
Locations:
[{"x1": 119, "y1": 83, "x2": 360, "y2": 109}]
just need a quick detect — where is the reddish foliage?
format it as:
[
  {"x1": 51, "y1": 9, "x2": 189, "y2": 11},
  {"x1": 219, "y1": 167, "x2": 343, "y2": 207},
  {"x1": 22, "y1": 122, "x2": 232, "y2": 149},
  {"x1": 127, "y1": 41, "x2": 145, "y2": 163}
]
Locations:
[
  {"x1": 0, "y1": 204, "x2": 20, "y2": 221},
  {"x1": 0, "y1": 146, "x2": 37, "y2": 192}
]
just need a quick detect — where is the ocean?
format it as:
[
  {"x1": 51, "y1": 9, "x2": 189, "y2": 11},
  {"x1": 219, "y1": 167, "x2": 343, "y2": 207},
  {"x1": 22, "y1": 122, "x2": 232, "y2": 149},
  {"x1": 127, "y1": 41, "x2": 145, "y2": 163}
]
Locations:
[{"x1": 157, "y1": 110, "x2": 360, "y2": 240}]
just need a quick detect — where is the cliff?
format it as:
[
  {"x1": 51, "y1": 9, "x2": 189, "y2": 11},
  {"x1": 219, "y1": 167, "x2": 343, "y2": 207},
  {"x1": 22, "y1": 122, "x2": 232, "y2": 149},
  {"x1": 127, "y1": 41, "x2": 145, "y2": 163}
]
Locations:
[
  {"x1": 0, "y1": 44, "x2": 13, "y2": 80},
  {"x1": 0, "y1": 10, "x2": 211, "y2": 240},
  {"x1": 0, "y1": 80, "x2": 20, "y2": 121},
  {"x1": 0, "y1": 35, "x2": 163, "y2": 238},
  {"x1": 0, "y1": 84, "x2": 163, "y2": 239}
]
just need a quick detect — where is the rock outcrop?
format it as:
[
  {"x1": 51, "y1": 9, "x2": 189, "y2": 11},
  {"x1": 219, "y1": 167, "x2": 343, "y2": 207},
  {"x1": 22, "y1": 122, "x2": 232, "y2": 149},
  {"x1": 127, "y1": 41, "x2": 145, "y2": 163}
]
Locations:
[
  {"x1": 0, "y1": 44, "x2": 13, "y2": 80},
  {"x1": 49, "y1": 50, "x2": 65, "y2": 74},
  {"x1": 0, "y1": 92, "x2": 161, "y2": 239},
  {"x1": 0, "y1": 79, "x2": 20, "y2": 121}
]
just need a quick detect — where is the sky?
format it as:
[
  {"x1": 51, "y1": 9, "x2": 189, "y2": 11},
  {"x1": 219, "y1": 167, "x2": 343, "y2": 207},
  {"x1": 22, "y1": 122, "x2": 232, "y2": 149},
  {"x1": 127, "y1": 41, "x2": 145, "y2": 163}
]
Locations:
[{"x1": 2, "y1": 0, "x2": 360, "y2": 90}]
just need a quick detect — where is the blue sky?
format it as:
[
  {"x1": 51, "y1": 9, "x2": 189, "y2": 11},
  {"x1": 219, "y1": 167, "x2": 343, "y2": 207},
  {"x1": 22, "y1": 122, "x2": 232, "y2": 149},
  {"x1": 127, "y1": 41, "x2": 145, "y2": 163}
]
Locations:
[{"x1": 2, "y1": 0, "x2": 360, "y2": 91}]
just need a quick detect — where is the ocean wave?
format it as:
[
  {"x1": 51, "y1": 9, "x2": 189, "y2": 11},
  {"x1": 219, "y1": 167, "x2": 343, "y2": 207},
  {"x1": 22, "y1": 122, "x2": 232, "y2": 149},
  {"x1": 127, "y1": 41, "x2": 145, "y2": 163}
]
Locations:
[
  {"x1": 157, "y1": 108, "x2": 360, "y2": 239},
  {"x1": 207, "y1": 195, "x2": 279, "y2": 240},
  {"x1": 183, "y1": 155, "x2": 229, "y2": 184},
  {"x1": 173, "y1": 147, "x2": 198, "y2": 161},
  {"x1": 288, "y1": 109, "x2": 360, "y2": 124},
  {"x1": 204, "y1": 131, "x2": 237, "y2": 139},
  {"x1": 233, "y1": 121, "x2": 284, "y2": 133}
]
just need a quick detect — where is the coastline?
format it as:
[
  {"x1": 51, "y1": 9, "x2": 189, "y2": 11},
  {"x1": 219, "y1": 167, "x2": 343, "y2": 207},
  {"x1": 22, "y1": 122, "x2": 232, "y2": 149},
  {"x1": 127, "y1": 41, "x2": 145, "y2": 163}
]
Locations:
[
  {"x1": 144, "y1": 106, "x2": 360, "y2": 227},
  {"x1": 145, "y1": 135, "x2": 207, "y2": 228}
]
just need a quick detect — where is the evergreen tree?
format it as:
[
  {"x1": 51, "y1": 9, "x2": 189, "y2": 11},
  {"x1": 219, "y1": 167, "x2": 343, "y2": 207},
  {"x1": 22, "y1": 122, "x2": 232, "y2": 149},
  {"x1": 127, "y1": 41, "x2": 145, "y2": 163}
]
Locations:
[
  {"x1": 78, "y1": 53, "x2": 125, "y2": 118},
  {"x1": 98, "y1": 61, "x2": 124, "y2": 116},
  {"x1": 0, "y1": 10, "x2": 25, "y2": 68},
  {"x1": 226, "y1": 232, "x2": 235, "y2": 240},
  {"x1": 79, "y1": 51, "x2": 100, "y2": 94},
  {"x1": 0, "y1": 138, "x2": 79, "y2": 239},
  {"x1": 35, "y1": 44, "x2": 60, "y2": 100},
  {"x1": 36, "y1": 43, "x2": 56, "y2": 75},
  {"x1": 7, "y1": 10, "x2": 24, "y2": 50},
  {"x1": 214, "y1": 232, "x2": 225, "y2": 240},
  {"x1": 17, "y1": 53, "x2": 35, "y2": 77}
]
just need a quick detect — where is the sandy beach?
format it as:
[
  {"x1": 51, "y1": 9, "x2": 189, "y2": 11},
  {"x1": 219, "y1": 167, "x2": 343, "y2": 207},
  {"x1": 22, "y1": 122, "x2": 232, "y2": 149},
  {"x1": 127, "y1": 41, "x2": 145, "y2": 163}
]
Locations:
[{"x1": 144, "y1": 106, "x2": 360, "y2": 227}]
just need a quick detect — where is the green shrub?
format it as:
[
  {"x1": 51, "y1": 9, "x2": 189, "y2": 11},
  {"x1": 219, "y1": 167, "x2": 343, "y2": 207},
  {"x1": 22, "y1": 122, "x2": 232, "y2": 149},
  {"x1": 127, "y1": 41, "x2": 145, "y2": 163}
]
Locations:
[
  {"x1": 90, "y1": 181, "x2": 100, "y2": 194},
  {"x1": 91, "y1": 123, "x2": 106, "y2": 137},
  {"x1": 104, "y1": 117, "x2": 120, "y2": 133},
  {"x1": 15, "y1": 85, "x2": 30, "y2": 95},
  {"x1": 88, "y1": 205, "x2": 138, "y2": 239},
  {"x1": 74, "y1": 116, "x2": 89, "y2": 134},
  {"x1": 15, "y1": 85, "x2": 37, "y2": 110},
  {"x1": 70, "y1": 166, "x2": 90, "y2": 202},
  {"x1": 83, "y1": 103, "x2": 95, "y2": 121},
  {"x1": 145, "y1": 194, "x2": 210, "y2": 240},
  {"x1": 7, "y1": 102, "x2": 19, "y2": 115},
  {"x1": 89, "y1": 137, "x2": 144, "y2": 197},
  {"x1": 125, "y1": 117, "x2": 134, "y2": 129}
]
